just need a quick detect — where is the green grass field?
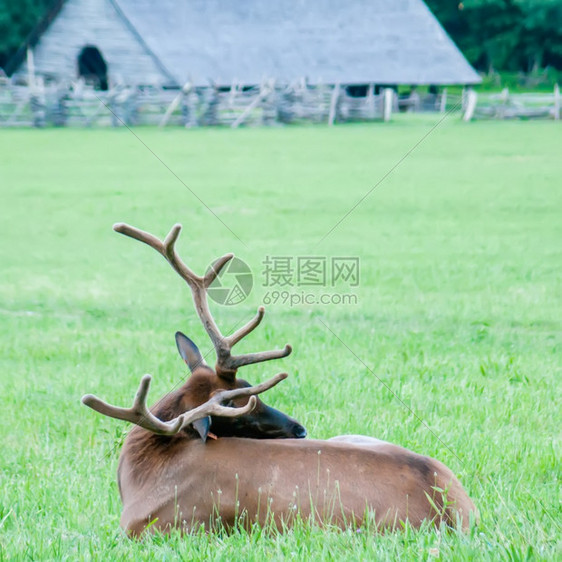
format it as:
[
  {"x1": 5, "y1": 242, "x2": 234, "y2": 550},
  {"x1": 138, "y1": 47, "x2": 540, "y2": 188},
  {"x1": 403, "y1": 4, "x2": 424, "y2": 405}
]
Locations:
[{"x1": 1, "y1": 117, "x2": 560, "y2": 560}]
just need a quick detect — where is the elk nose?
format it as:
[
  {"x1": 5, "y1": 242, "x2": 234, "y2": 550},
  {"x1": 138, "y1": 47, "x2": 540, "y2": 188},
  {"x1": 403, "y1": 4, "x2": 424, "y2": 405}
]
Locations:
[{"x1": 292, "y1": 424, "x2": 307, "y2": 439}]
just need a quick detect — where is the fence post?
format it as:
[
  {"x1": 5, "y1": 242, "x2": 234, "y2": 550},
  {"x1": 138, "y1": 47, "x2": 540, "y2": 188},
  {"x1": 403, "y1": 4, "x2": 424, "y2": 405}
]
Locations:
[
  {"x1": 554, "y1": 84, "x2": 560, "y2": 120},
  {"x1": 160, "y1": 82, "x2": 191, "y2": 127},
  {"x1": 261, "y1": 79, "x2": 277, "y2": 126},
  {"x1": 440, "y1": 87, "x2": 447, "y2": 113},
  {"x1": 183, "y1": 89, "x2": 199, "y2": 128},
  {"x1": 328, "y1": 83, "x2": 340, "y2": 126},
  {"x1": 30, "y1": 93, "x2": 46, "y2": 128},
  {"x1": 26, "y1": 48, "x2": 46, "y2": 128},
  {"x1": 109, "y1": 92, "x2": 119, "y2": 127},
  {"x1": 26, "y1": 48, "x2": 36, "y2": 92},
  {"x1": 497, "y1": 87, "x2": 509, "y2": 119},
  {"x1": 463, "y1": 89, "x2": 477, "y2": 121},
  {"x1": 123, "y1": 88, "x2": 138, "y2": 126},
  {"x1": 53, "y1": 88, "x2": 68, "y2": 127},
  {"x1": 202, "y1": 87, "x2": 219, "y2": 126},
  {"x1": 383, "y1": 88, "x2": 393, "y2": 122},
  {"x1": 367, "y1": 83, "x2": 375, "y2": 119}
]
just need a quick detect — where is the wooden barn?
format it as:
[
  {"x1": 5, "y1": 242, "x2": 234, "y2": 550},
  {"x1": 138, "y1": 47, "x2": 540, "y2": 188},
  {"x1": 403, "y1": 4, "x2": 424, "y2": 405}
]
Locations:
[{"x1": 7, "y1": 0, "x2": 480, "y2": 89}]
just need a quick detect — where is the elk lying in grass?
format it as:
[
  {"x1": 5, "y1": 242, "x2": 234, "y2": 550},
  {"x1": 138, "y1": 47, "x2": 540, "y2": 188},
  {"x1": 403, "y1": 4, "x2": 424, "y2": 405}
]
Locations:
[{"x1": 82, "y1": 223, "x2": 477, "y2": 536}]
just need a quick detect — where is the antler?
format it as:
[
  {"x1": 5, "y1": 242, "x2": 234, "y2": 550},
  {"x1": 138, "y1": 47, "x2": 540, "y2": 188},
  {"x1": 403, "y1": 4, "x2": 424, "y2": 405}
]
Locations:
[
  {"x1": 82, "y1": 372, "x2": 288, "y2": 435},
  {"x1": 113, "y1": 223, "x2": 291, "y2": 377}
]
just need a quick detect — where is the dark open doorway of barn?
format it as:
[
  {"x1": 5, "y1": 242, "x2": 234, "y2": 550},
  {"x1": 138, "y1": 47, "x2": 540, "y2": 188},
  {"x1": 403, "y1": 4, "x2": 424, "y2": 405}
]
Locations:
[{"x1": 78, "y1": 46, "x2": 108, "y2": 90}]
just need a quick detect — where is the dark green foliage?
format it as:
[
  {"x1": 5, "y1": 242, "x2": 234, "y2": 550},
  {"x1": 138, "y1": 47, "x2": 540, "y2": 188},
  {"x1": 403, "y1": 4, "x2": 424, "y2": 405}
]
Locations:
[
  {"x1": 0, "y1": 0, "x2": 54, "y2": 70},
  {"x1": 516, "y1": 0, "x2": 562, "y2": 69},
  {"x1": 426, "y1": 0, "x2": 562, "y2": 71}
]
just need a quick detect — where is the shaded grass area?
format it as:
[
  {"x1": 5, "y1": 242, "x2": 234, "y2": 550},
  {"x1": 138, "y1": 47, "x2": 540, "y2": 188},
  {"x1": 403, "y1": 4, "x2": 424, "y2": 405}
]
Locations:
[{"x1": 0, "y1": 117, "x2": 560, "y2": 559}]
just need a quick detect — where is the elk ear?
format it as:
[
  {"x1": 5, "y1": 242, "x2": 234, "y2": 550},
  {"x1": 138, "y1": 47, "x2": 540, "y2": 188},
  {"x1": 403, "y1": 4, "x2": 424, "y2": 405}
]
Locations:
[
  {"x1": 175, "y1": 332, "x2": 207, "y2": 372},
  {"x1": 192, "y1": 416, "x2": 211, "y2": 442}
]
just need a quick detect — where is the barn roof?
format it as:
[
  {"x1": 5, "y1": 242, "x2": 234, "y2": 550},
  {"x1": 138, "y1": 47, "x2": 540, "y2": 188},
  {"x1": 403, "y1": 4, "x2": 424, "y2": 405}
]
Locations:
[
  {"x1": 114, "y1": 0, "x2": 480, "y2": 86},
  {"x1": 8, "y1": 0, "x2": 480, "y2": 86}
]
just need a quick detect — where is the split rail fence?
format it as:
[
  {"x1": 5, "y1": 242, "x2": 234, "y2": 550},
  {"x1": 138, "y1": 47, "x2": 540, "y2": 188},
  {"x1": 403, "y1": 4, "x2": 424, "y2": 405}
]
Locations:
[
  {"x1": 462, "y1": 86, "x2": 561, "y2": 121},
  {"x1": 0, "y1": 78, "x2": 453, "y2": 128},
  {"x1": 0, "y1": 77, "x2": 559, "y2": 128}
]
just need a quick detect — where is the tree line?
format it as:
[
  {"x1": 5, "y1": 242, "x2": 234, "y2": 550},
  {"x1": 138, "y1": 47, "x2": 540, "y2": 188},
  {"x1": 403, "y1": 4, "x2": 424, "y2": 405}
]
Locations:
[
  {"x1": 1, "y1": 0, "x2": 561, "y2": 74},
  {"x1": 426, "y1": 0, "x2": 562, "y2": 72}
]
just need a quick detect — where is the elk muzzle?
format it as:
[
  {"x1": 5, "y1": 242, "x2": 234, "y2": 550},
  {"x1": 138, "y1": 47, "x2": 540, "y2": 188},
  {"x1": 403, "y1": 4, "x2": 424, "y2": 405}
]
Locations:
[{"x1": 210, "y1": 403, "x2": 306, "y2": 439}]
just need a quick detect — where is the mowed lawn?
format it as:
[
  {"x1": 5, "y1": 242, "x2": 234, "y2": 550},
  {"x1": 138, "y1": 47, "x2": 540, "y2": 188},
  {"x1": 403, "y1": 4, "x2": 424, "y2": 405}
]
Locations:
[{"x1": 0, "y1": 117, "x2": 560, "y2": 560}]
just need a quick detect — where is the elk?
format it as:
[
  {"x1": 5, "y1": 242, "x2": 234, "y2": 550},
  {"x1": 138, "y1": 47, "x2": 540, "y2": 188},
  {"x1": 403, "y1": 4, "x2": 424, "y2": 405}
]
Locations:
[{"x1": 82, "y1": 223, "x2": 477, "y2": 536}]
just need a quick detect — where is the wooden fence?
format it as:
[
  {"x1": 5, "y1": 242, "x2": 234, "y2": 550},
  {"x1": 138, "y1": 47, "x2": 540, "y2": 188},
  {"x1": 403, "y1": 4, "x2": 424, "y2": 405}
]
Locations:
[
  {"x1": 3, "y1": 77, "x2": 558, "y2": 128},
  {"x1": 0, "y1": 78, "x2": 458, "y2": 128},
  {"x1": 463, "y1": 86, "x2": 561, "y2": 121}
]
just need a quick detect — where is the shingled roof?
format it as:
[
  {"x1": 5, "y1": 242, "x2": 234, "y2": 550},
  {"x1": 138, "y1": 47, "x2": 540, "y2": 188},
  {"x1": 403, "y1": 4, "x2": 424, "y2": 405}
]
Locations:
[{"x1": 9, "y1": 0, "x2": 480, "y2": 86}]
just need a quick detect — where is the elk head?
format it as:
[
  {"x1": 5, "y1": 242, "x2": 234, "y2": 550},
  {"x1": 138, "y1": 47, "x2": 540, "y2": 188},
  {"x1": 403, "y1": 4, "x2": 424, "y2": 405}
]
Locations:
[{"x1": 82, "y1": 223, "x2": 306, "y2": 441}]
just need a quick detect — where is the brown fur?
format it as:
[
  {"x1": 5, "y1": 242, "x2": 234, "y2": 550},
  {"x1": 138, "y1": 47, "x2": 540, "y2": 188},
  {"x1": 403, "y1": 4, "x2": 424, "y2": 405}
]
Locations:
[{"x1": 116, "y1": 368, "x2": 477, "y2": 536}]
